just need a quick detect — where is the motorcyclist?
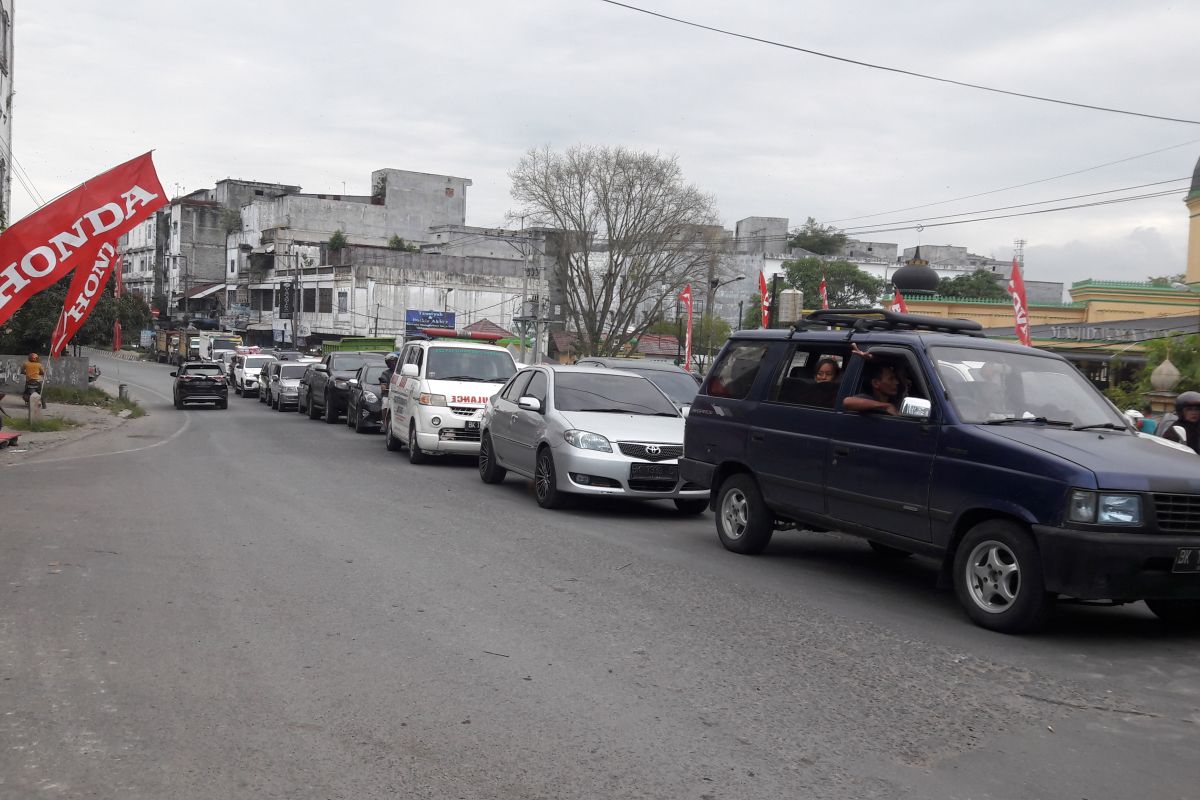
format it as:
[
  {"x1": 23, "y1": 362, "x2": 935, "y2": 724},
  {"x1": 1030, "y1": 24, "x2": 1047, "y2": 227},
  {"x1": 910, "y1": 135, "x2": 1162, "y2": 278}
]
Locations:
[
  {"x1": 1164, "y1": 391, "x2": 1200, "y2": 453},
  {"x1": 379, "y1": 352, "x2": 400, "y2": 396},
  {"x1": 22, "y1": 352, "x2": 47, "y2": 409}
]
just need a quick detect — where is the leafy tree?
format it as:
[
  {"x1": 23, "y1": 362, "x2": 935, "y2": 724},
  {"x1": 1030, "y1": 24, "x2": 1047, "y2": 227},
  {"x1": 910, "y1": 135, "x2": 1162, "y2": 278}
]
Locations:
[
  {"x1": 388, "y1": 235, "x2": 419, "y2": 252},
  {"x1": 782, "y1": 257, "x2": 885, "y2": 307},
  {"x1": 742, "y1": 294, "x2": 765, "y2": 329},
  {"x1": 936, "y1": 269, "x2": 1008, "y2": 300},
  {"x1": 1148, "y1": 273, "x2": 1187, "y2": 287},
  {"x1": 329, "y1": 229, "x2": 348, "y2": 251},
  {"x1": 509, "y1": 144, "x2": 720, "y2": 357},
  {"x1": 0, "y1": 275, "x2": 151, "y2": 352},
  {"x1": 787, "y1": 217, "x2": 846, "y2": 255}
]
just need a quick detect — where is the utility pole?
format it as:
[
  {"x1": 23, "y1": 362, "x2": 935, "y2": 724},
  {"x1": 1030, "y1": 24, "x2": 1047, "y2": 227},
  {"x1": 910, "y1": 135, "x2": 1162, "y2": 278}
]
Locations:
[
  {"x1": 768, "y1": 274, "x2": 782, "y2": 328},
  {"x1": 373, "y1": 303, "x2": 381, "y2": 336}
]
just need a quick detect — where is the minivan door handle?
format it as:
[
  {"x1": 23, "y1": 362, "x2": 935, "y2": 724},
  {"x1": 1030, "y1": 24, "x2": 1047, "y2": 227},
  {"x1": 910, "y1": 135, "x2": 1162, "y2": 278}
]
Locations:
[
  {"x1": 750, "y1": 432, "x2": 765, "y2": 442},
  {"x1": 833, "y1": 445, "x2": 850, "y2": 456}
]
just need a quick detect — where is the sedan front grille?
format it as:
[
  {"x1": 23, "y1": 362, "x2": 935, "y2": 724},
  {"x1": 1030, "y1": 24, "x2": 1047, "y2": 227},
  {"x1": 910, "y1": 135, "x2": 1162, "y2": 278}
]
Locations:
[
  {"x1": 618, "y1": 442, "x2": 683, "y2": 462},
  {"x1": 1153, "y1": 493, "x2": 1200, "y2": 532}
]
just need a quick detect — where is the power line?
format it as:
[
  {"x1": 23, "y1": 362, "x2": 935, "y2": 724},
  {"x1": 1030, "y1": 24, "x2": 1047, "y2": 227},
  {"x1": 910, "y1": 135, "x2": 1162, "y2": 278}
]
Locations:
[
  {"x1": 823, "y1": 136, "x2": 1200, "y2": 225},
  {"x1": 598, "y1": 0, "x2": 1200, "y2": 125}
]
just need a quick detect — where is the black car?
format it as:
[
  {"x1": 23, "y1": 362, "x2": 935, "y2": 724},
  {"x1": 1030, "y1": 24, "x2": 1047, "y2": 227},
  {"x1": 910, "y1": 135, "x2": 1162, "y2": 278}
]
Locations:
[
  {"x1": 301, "y1": 351, "x2": 386, "y2": 424},
  {"x1": 681, "y1": 308, "x2": 1200, "y2": 633},
  {"x1": 171, "y1": 362, "x2": 228, "y2": 409},
  {"x1": 346, "y1": 363, "x2": 389, "y2": 433}
]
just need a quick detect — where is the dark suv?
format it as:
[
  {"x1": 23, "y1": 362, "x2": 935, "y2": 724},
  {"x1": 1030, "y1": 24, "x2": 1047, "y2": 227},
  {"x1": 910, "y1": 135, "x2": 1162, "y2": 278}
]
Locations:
[
  {"x1": 681, "y1": 309, "x2": 1200, "y2": 633},
  {"x1": 171, "y1": 362, "x2": 229, "y2": 409},
  {"x1": 300, "y1": 351, "x2": 386, "y2": 424}
]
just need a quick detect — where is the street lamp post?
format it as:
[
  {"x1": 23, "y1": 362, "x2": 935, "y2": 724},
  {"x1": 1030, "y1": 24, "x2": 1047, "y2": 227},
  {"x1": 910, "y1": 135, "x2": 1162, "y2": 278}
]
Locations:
[{"x1": 703, "y1": 274, "x2": 745, "y2": 370}]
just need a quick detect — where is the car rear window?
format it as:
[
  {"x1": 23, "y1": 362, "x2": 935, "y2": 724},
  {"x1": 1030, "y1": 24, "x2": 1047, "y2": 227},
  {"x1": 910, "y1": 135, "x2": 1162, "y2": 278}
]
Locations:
[
  {"x1": 244, "y1": 356, "x2": 275, "y2": 369},
  {"x1": 330, "y1": 354, "x2": 379, "y2": 372},
  {"x1": 280, "y1": 365, "x2": 307, "y2": 378},
  {"x1": 183, "y1": 365, "x2": 223, "y2": 376}
]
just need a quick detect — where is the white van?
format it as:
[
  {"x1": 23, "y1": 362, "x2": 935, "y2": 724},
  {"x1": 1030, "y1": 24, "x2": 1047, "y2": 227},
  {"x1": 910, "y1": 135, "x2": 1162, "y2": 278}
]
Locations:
[{"x1": 385, "y1": 337, "x2": 518, "y2": 463}]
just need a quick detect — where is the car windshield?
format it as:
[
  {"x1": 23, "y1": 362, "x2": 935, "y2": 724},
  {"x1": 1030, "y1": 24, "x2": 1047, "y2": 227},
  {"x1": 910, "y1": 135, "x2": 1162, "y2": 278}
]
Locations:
[
  {"x1": 280, "y1": 365, "x2": 307, "y2": 379},
  {"x1": 329, "y1": 354, "x2": 378, "y2": 372},
  {"x1": 361, "y1": 365, "x2": 387, "y2": 383},
  {"x1": 931, "y1": 346, "x2": 1127, "y2": 428},
  {"x1": 213, "y1": 339, "x2": 240, "y2": 351},
  {"x1": 426, "y1": 347, "x2": 516, "y2": 382},
  {"x1": 554, "y1": 372, "x2": 679, "y2": 416},
  {"x1": 244, "y1": 356, "x2": 275, "y2": 369},
  {"x1": 183, "y1": 365, "x2": 223, "y2": 376},
  {"x1": 622, "y1": 368, "x2": 700, "y2": 405}
]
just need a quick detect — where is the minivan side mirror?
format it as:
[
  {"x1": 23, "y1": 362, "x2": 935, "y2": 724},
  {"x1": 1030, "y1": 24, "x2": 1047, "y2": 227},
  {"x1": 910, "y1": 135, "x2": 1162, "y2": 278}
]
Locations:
[
  {"x1": 900, "y1": 397, "x2": 932, "y2": 420},
  {"x1": 312, "y1": 364, "x2": 328, "y2": 373},
  {"x1": 401, "y1": 363, "x2": 419, "y2": 378},
  {"x1": 518, "y1": 396, "x2": 542, "y2": 413},
  {"x1": 169, "y1": 371, "x2": 177, "y2": 377}
]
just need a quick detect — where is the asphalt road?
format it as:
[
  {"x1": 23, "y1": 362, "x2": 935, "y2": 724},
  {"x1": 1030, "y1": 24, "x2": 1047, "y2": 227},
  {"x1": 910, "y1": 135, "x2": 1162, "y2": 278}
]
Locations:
[{"x1": 2, "y1": 353, "x2": 1197, "y2": 799}]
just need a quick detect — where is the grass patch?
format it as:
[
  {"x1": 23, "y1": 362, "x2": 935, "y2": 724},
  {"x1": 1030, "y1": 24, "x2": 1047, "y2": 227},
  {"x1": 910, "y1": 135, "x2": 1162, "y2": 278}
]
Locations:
[
  {"x1": 109, "y1": 398, "x2": 147, "y2": 418},
  {"x1": 2, "y1": 415, "x2": 80, "y2": 432},
  {"x1": 41, "y1": 385, "x2": 147, "y2": 417}
]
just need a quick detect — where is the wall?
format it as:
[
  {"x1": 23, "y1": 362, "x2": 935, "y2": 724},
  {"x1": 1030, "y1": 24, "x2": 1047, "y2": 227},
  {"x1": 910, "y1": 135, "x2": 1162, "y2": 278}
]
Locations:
[
  {"x1": 0, "y1": 356, "x2": 90, "y2": 392},
  {"x1": 734, "y1": 217, "x2": 788, "y2": 253},
  {"x1": 0, "y1": 0, "x2": 11, "y2": 228}
]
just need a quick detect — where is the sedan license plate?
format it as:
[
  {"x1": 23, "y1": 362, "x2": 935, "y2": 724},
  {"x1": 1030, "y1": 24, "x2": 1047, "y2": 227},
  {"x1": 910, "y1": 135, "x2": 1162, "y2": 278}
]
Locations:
[
  {"x1": 464, "y1": 421, "x2": 480, "y2": 431},
  {"x1": 630, "y1": 463, "x2": 678, "y2": 480},
  {"x1": 1172, "y1": 548, "x2": 1200, "y2": 573}
]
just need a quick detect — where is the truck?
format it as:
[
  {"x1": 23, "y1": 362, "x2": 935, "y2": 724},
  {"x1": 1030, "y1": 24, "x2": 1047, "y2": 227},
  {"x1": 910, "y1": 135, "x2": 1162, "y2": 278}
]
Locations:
[
  {"x1": 153, "y1": 330, "x2": 179, "y2": 364},
  {"x1": 320, "y1": 336, "x2": 397, "y2": 354},
  {"x1": 154, "y1": 329, "x2": 204, "y2": 365},
  {"x1": 195, "y1": 332, "x2": 243, "y2": 362}
]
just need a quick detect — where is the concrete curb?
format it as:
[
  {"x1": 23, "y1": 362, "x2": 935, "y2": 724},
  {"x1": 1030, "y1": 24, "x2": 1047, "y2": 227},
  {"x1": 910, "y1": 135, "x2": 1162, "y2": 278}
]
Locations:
[{"x1": 81, "y1": 346, "x2": 145, "y2": 362}]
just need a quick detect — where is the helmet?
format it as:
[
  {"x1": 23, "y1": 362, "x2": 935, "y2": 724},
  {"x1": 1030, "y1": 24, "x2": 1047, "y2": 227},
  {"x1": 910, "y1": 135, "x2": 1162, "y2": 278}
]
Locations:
[
  {"x1": 28, "y1": 353, "x2": 39, "y2": 362},
  {"x1": 384, "y1": 352, "x2": 400, "y2": 366},
  {"x1": 1175, "y1": 391, "x2": 1200, "y2": 413}
]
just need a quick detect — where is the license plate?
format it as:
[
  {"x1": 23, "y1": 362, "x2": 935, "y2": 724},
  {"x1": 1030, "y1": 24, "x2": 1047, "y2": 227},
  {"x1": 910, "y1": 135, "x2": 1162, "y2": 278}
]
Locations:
[
  {"x1": 464, "y1": 421, "x2": 480, "y2": 431},
  {"x1": 1172, "y1": 548, "x2": 1200, "y2": 573},
  {"x1": 630, "y1": 463, "x2": 678, "y2": 480}
]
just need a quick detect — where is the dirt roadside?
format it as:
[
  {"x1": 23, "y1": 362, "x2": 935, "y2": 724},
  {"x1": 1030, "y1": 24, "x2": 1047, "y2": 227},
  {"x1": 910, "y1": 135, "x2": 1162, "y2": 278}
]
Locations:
[{"x1": 0, "y1": 390, "x2": 130, "y2": 463}]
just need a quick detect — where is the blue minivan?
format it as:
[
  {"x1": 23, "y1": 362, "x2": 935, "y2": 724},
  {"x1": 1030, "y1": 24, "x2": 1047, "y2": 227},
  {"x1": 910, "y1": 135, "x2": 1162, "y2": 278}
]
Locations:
[{"x1": 680, "y1": 310, "x2": 1200, "y2": 632}]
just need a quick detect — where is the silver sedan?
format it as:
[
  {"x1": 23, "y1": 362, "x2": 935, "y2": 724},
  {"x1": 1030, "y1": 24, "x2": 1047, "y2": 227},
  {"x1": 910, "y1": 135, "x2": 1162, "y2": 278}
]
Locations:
[{"x1": 478, "y1": 365, "x2": 709, "y2": 514}]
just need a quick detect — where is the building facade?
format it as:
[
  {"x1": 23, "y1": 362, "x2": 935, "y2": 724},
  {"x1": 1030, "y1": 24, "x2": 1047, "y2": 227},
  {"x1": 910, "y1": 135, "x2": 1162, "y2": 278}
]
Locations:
[{"x1": 0, "y1": 1, "x2": 13, "y2": 229}]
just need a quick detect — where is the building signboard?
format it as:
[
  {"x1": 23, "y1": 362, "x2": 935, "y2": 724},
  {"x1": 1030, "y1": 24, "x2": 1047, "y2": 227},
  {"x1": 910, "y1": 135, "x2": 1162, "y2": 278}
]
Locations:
[{"x1": 405, "y1": 309, "x2": 456, "y2": 335}]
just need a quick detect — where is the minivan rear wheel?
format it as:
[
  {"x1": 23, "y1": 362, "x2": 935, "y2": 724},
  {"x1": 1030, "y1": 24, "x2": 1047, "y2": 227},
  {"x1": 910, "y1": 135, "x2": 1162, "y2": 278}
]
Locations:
[
  {"x1": 715, "y1": 474, "x2": 773, "y2": 554},
  {"x1": 953, "y1": 520, "x2": 1051, "y2": 634}
]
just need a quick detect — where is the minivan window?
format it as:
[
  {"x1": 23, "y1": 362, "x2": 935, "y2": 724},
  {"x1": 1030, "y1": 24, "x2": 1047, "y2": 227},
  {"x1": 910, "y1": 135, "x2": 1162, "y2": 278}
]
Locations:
[
  {"x1": 426, "y1": 347, "x2": 516, "y2": 382},
  {"x1": 706, "y1": 343, "x2": 770, "y2": 400},
  {"x1": 931, "y1": 346, "x2": 1127, "y2": 427}
]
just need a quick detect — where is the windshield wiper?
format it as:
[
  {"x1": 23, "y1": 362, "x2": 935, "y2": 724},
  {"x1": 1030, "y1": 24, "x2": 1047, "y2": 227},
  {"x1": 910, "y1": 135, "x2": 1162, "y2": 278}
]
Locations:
[
  {"x1": 1072, "y1": 422, "x2": 1128, "y2": 432},
  {"x1": 574, "y1": 408, "x2": 630, "y2": 413},
  {"x1": 984, "y1": 417, "x2": 1073, "y2": 427},
  {"x1": 437, "y1": 375, "x2": 482, "y2": 381}
]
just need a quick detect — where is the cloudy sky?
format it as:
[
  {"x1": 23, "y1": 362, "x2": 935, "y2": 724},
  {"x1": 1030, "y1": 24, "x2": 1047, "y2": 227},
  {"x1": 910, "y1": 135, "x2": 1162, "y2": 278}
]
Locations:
[{"x1": 12, "y1": 1, "x2": 1200, "y2": 291}]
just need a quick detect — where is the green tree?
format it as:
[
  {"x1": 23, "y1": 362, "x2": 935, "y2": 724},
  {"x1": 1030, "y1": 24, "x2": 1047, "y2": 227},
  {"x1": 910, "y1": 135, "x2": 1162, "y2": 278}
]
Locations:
[
  {"x1": 936, "y1": 269, "x2": 1008, "y2": 300},
  {"x1": 0, "y1": 276, "x2": 152, "y2": 353},
  {"x1": 787, "y1": 217, "x2": 847, "y2": 255},
  {"x1": 1148, "y1": 273, "x2": 1187, "y2": 287},
  {"x1": 783, "y1": 256, "x2": 884, "y2": 307},
  {"x1": 329, "y1": 229, "x2": 348, "y2": 251},
  {"x1": 742, "y1": 294, "x2": 764, "y2": 329},
  {"x1": 644, "y1": 313, "x2": 730, "y2": 356},
  {"x1": 388, "y1": 235, "x2": 419, "y2": 252}
]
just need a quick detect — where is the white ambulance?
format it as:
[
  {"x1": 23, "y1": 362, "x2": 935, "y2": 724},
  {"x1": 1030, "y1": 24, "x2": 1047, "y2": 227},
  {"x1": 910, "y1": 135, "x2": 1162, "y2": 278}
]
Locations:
[{"x1": 384, "y1": 333, "x2": 518, "y2": 463}]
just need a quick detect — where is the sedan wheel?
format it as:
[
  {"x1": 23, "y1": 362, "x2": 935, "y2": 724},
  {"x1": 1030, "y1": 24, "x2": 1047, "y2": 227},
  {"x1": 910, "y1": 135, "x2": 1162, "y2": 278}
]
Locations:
[
  {"x1": 534, "y1": 447, "x2": 567, "y2": 509},
  {"x1": 478, "y1": 433, "x2": 507, "y2": 484},
  {"x1": 953, "y1": 520, "x2": 1050, "y2": 633}
]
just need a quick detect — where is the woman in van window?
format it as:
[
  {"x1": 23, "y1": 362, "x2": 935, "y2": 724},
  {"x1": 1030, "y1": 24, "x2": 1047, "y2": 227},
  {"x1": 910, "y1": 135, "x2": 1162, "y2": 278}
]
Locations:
[{"x1": 814, "y1": 358, "x2": 840, "y2": 383}]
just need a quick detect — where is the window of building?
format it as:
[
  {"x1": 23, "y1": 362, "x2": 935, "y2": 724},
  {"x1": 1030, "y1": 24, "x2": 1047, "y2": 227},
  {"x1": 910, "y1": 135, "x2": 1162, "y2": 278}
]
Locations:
[
  {"x1": 229, "y1": 259, "x2": 236, "y2": 274},
  {"x1": 337, "y1": 291, "x2": 348, "y2": 313},
  {"x1": 303, "y1": 288, "x2": 316, "y2": 312},
  {"x1": 318, "y1": 289, "x2": 333, "y2": 313}
]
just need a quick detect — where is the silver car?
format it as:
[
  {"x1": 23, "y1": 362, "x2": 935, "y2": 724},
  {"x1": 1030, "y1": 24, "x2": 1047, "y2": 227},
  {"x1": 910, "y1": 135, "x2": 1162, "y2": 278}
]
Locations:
[
  {"x1": 269, "y1": 362, "x2": 309, "y2": 411},
  {"x1": 478, "y1": 365, "x2": 708, "y2": 513}
]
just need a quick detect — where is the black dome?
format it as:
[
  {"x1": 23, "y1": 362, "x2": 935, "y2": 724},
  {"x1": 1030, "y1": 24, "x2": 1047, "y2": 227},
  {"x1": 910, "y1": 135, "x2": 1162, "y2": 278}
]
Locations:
[
  {"x1": 892, "y1": 249, "x2": 940, "y2": 292},
  {"x1": 1190, "y1": 155, "x2": 1200, "y2": 202}
]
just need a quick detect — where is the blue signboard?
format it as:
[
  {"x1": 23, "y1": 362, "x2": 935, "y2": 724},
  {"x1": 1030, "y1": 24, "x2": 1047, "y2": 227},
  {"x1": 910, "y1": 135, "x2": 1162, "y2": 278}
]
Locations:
[{"x1": 405, "y1": 309, "x2": 456, "y2": 335}]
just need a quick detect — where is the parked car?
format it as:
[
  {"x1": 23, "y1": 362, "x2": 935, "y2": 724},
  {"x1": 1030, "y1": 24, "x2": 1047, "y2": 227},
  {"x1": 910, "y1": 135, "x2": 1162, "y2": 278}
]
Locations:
[
  {"x1": 346, "y1": 363, "x2": 389, "y2": 433},
  {"x1": 384, "y1": 336, "x2": 517, "y2": 462},
  {"x1": 301, "y1": 351, "x2": 386, "y2": 423},
  {"x1": 680, "y1": 308, "x2": 1200, "y2": 633},
  {"x1": 574, "y1": 357, "x2": 701, "y2": 413},
  {"x1": 271, "y1": 362, "x2": 309, "y2": 411},
  {"x1": 232, "y1": 353, "x2": 278, "y2": 397},
  {"x1": 478, "y1": 364, "x2": 708, "y2": 513},
  {"x1": 170, "y1": 362, "x2": 228, "y2": 409}
]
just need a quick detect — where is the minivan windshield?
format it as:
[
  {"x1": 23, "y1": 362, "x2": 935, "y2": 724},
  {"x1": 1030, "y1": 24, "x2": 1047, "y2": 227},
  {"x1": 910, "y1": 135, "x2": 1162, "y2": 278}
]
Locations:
[
  {"x1": 426, "y1": 347, "x2": 516, "y2": 382},
  {"x1": 554, "y1": 372, "x2": 679, "y2": 416},
  {"x1": 931, "y1": 346, "x2": 1128, "y2": 429}
]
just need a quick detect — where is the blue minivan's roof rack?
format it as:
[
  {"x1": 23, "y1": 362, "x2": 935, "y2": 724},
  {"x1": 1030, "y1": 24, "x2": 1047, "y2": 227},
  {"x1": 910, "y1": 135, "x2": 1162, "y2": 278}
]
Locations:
[{"x1": 800, "y1": 308, "x2": 986, "y2": 337}]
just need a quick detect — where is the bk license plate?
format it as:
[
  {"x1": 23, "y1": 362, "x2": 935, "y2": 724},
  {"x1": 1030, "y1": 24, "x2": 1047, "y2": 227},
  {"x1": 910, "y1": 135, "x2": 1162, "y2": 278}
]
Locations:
[
  {"x1": 630, "y1": 463, "x2": 678, "y2": 480},
  {"x1": 1173, "y1": 548, "x2": 1200, "y2": 573},
  {"x1": 464, "y1": 421, "x2": 480, "y2": 431}
]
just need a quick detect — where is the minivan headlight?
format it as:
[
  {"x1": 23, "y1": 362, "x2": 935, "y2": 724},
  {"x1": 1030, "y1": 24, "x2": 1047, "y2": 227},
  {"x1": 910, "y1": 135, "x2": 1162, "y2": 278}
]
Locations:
[
  {"x1": 563, "y1": 429, "x2": 612, "y2": 452},
  {"x1": 1068, "y1": 490, "x2": 1142, "y2": 525},
  {"x1": 418, "y1": 393, "x2": 448, "y2": 407}
]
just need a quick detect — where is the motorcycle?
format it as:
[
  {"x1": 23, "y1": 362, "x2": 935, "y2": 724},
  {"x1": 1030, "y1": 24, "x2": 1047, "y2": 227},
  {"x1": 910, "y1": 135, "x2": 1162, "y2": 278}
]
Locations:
[{"x1": 23, "y1": 379, "x2": 47, "y2": 409}]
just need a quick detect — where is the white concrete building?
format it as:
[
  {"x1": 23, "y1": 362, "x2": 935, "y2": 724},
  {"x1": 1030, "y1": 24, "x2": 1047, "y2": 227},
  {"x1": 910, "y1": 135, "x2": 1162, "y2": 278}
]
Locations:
[{"x1": 0, "y1": 1, "x2": 13, "y2": 228}]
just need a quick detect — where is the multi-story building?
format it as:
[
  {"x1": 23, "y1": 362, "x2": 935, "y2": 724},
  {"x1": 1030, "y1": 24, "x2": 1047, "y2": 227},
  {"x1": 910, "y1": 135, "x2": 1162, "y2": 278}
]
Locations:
[{"x1": 0, "y1": 1, "x2": 13, "y2": 229}]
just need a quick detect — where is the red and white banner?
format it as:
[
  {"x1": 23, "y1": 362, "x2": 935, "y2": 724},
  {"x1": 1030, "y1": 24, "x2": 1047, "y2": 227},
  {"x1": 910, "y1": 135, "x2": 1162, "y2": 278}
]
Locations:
[
  {"x1": 50, "y1": 242, "x2": 119, "y2": 356},
  {"x1": 679, "y1": 284, "x2": 694, "y2": 371},
  {"x1": 0, "y1": 152, "x2": 167, "y2": 328},
  {"x1": 758, "y1": 271, "x2": 769, "y2": 328},
  {"x1": 892, "y1": 287, "x2": 909, "y2": 314},
  {"x1": 1007, "y1": 257, "x2": 1032, "y2": 346},
  {"x1": 819, "y1": 274, "x2": 830, "y2": 310}
]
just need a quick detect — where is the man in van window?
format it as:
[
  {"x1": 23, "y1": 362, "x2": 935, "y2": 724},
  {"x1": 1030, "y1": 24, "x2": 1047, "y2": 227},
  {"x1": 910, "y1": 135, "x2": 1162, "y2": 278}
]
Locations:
[{"x1": 843, "y1": 362, "x2": 903, "y2": 416}]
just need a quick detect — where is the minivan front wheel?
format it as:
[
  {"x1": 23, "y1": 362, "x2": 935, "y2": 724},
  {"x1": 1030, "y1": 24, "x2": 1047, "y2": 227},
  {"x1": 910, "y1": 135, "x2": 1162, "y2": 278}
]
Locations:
[
  {"x1": 954, "y1": 520, "x2": 1050, "y2": 633},
  {"x1": 715, "y1": 474, "x2": 773, "y2": 554}
]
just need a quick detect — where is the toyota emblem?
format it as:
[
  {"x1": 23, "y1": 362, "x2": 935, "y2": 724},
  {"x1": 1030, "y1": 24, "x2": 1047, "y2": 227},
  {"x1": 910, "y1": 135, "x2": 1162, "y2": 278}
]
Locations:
[{"x1": 646, "y1": 445, "x2": 661, "y2": 456}]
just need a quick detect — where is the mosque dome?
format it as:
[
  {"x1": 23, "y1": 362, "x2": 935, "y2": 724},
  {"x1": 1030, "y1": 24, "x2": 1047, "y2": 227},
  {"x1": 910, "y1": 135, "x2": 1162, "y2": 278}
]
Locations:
[{"x1": 891, "y1": 247, "x2": 940, "y2": 294}]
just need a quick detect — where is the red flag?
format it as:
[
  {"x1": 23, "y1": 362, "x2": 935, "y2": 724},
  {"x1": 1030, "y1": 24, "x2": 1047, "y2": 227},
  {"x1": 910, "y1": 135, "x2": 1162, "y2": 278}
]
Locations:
[
  {"x1": 0, "y1": 152, "x2": 167, "y2": 327},
  {"x1": 112, "y1": 319, "x2": 122, "y2": 352},
  {"x1": 758, "y1": 271, "x2": 769, "y2": 328},
  {"x1": 1007, "y1": 257, "x2": 1031, "y2": 346},
  {"x1": 50, "y1": 240, "x2": 119, "y2": 356},
  {"x1": 678, "y1": 284, "x2": 694, "y2": 371},
  {"x1": 892, "y1": 287, "x2": 909, "y2": 314},
  {"x1": 819, "y1": 274, "x2": 829, "y2": 310}
]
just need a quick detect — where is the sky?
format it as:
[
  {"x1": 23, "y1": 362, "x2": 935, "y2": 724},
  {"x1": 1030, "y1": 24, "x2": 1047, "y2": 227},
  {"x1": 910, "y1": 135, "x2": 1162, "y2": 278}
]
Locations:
[{"x1": 11, "y1": 0, "x2": 1200, "y2": 292}]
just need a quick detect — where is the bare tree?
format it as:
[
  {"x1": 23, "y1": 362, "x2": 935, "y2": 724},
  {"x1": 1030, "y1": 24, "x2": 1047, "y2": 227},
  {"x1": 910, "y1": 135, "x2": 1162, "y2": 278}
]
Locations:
[{"x1": 509, "y1": 145, "x2": 722, "y2": 357}]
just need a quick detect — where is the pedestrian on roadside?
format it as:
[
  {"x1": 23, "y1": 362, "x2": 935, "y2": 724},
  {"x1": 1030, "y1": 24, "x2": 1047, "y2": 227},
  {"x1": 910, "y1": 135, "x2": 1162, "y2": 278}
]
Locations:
[{"x1": 22, "y1": 352, "x2": 47, "y2": 409}]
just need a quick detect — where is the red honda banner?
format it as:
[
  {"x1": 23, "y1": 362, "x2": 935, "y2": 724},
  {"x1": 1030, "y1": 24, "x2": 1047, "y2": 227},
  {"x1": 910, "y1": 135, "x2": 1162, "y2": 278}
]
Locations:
[
  {"x1": 892, "y1": 287, "x2": 909, "y2": 313},
  {"x1": 112, "y1": 319, "x2": 122, "y2": 352},
  {"x1": 0, "y1": 152, "x2": 167, "y2": 327},
  {"x1": 678, "y1": 284, "x2": 694, "y2": 371},
  {"x1": 819, "y1": 274, "x2": 830, "y2": 310},
  {"x1": 50, "y1": 241, "x2": 119, "y2": 356},
  {"x1": 758, "y1": 271, "x2": 769, "y2": 328},
  {"x1": 1007, "y1": 257, "x2": 1032, "y2": 346}
]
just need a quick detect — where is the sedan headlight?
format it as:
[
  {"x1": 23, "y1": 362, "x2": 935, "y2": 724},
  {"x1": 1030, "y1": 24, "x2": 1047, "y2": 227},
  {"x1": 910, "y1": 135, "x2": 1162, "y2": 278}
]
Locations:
[
  {"x1": 362, "y1": 390, "x2": 379, "y2": 403},
  {"x1": 563, "y1": 429, "x2": 612, "y2": 452},
  {"x1": 1068, "y1": 490, "x2": 1142, "y2": 525},
  {"x1": 419, "y1": 393, "x2": 448, "y2": 406}
]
